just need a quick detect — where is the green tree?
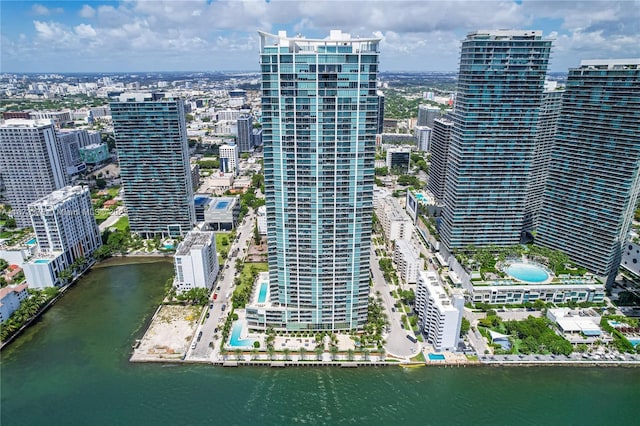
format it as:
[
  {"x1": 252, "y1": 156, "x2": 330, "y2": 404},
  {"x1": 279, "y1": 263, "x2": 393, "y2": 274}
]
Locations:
[
  {"x1": 460, "y1": 317, "x2": 471, "y2": 337},
  {"x1": 253, "y1": 219, "x2": 261, "y2": 245}
]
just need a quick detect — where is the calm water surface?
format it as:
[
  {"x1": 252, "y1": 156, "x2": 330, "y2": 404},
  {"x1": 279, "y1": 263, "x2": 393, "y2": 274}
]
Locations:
[{"x1": 2, "y1": 260, "x2": 639, "y2": 426}]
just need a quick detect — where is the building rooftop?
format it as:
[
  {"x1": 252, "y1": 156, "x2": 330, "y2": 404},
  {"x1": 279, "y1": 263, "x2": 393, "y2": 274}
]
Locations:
[
  {"x1": 0, "y1": 118, "x2": 54, "y2": 129},
  {"x1": 467, "y1": 29, "x2": 543, "y2": 39},
  {"x1": 0, "y1": 283, "x2": 28, "y2": 300},
  {"x1": 29, "y1": 186, "x2": 87, "y2": 207},
  {"x1": 206, "y1": 196, "x2": 237, "y2": 213},
  {"x1": 420, "y1": 270, "x2": 459, "y2": 313},
  {"x1": 579, "y1": 59, "x2": 640, "y2": 69},
  {"x1": 176, "y1": 231, "x2": 214, "y2": 256}
]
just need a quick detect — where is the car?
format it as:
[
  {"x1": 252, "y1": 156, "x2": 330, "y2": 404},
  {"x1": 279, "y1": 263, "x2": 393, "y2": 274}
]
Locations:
[
  {"x1": 191, "y1": 342, "x2": 197, "y2": 349},
  {"x1": 206, "y1": 312, "x2": 210, "y2": 318},
  {"x1": 214, "y1": 327, "x2": 219, "y2": 333},
  {"x1": 209, "y1": 303, "x2": 213, "y2": 309},
  {"x1": 221, "y1": 304, "x2": 227, "y2": 312},
  {"x1": 400, "y1": 323, "x2": 405, "y2": 329},
  {"x1": 406, "y1": 334, "x2": 417, "y2": 343},
  {"x1": 391, "y1": 307, "x2": 396, "y2": 312},
  {"x1": 216, "y1": 286, "x2": 221, "y2": 291},
  {"x1": 213, "y1": 293, "x2": 218, "y2": 300}
]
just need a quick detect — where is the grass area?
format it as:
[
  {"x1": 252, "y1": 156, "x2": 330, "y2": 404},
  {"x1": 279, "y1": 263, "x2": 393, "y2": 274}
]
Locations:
[
  {"x1": 106, "y1": 186, "x2": 121, "y2": 198},
  {"x1": 231, "y1": 262, "x2": 268, "y2": 308},
  {"x1": 411, "y1": 352, "x2": 426, "y2": 363},
  {"x1": 95, "y1": 209, "x2": 112, "y2": 222},
  {"x1": 112, "y1": 216, "x2": 129, "y2": 232}
]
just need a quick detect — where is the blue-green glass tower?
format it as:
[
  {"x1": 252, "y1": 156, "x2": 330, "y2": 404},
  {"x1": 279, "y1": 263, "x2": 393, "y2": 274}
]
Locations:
[
  {"x1": 441, "y1": 30, "x2": 552, "y2": 254},
  {"x1": 537, "y1": 60, "x2": 640, "y2": 286},
  {"x1": 111, "y1": 93, "x2": 195, "y2": 239},
  {"x1": 259, "y1": 30, "x2": 380, "y2": 331}
]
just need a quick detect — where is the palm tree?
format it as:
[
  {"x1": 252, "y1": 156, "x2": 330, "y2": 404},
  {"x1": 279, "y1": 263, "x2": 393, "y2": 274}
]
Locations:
[
  {"x1": 220, "y1": 347, "x2": 228, "y2": 360},
  {"x1": 283, "y1": 347, "x2": 290, "y2": 361},
  {"x1": 377, "y1": 347, "x2": 386, "y2": 361},
  {"x1": 267, "y1": 346, "x2": 275, "y2": 360},
  {"x1": 234, "y1": 348, "x2": 243, "y2": 361},
  {"x1": 363, "y1": 348, "x2": 370, "y2": 361},
  {"x1": 315, "y1": 346, "x2": 324, "y2": 361},
  {"x1": 251, "y1": 348, "x2": 259, "y2": 360},
  {"x1": 347, "y1": 349, "x2": 355, "y2": 361},
  {"x1": 330, "y1": 345, "x2": 339, "y2": 361},
  {"x1": 298, "y1": 347, "x2": 306, "y2": 361}
]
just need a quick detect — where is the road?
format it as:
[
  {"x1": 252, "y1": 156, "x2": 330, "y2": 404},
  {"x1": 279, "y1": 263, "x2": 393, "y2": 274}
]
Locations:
[
  {"x1": 187, "y1": 209, "x2": 257, "y2": 360},
  {"x1": 98, "y1": 206, "x2": 126, "y2": 231},
  {"x1": 370, "y1": 246, "x2": 419, "y2": 358}
]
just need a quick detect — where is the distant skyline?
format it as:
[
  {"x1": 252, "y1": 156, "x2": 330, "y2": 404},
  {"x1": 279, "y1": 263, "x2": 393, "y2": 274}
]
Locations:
[{"x1": 1, "y1": 0, "x2": 639, "y2": 73}]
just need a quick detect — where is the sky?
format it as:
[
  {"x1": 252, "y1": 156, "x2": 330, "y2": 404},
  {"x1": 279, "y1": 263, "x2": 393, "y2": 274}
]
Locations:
[{"x1": 1, "y1": 0, "x2": 639, "y2": 73}]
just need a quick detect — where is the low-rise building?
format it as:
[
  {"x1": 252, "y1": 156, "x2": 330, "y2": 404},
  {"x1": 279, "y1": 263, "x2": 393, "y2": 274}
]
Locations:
[
  {"x1": 204, "y1": 196, "x2": 240, "y2": 231},
  {"x1": 386, "y1": 146, "x2": 411, "y2": 173},
  {"x1": 79, "y1": 143, "x2": 110, "y2": 165},
  {"x1": 0, "y1": 283, "x2": 29, "y2": 323},
  {"x1": 173, "y1": 231, "x2": 219, "y2": 293},
  {"x1": 394, "y1": 239, "x2": 423, "y2": 285},
  {"x1": 546, "y1": 308, "x2": 611, "y2": 345},
  {"x1": 415, "y1": 270, "x2": 464, "y2": 352},
  {"x1": 256, "y1": 205, "x2": 267, "y2": 235}
]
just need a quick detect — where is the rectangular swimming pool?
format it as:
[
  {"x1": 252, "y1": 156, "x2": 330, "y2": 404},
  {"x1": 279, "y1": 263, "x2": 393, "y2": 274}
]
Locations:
[
  {"x1": 34, "y1": 259, "x2": 50, "y2": 264},
  {"x1": 428, "y1": 353, "x2": 446, "y2": 361},
  {"x1": 215, "y1": 201, "x2": 230, "y2": 209},
  {"x1": 257, "y1": 282, "x2": 268, "y2": 303}
]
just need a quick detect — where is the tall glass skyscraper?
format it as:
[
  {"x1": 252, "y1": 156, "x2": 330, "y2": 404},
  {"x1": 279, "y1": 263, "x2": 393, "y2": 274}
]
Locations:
[
  {"x1": 111, "y1": 93, "x2": 195, "y2": 238},
  {"x1": 537, "y1": 60, "x2": 640, "y2": 286},
  {"x1": 440, "y1": 30, "x2": 552, "y2": 254},
  {"x1": 259, "y1": 30, "x2": 380, "y2": 331}
]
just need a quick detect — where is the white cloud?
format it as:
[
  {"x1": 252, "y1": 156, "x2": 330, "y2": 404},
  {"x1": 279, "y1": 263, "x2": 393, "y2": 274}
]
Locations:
[
  {"x1": 79, "y1": 5, "x2": 96, "y2": 19},
  {"x1": 31, "y1": 4, "x2": 63, "y2": 16},
  {"x1": 75, "y1": 24, "x2": 98, "y2": 39}
]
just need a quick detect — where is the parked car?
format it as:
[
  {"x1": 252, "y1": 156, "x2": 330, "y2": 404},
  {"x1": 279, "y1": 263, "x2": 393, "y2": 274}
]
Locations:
[
  {"x1": 221, "y1": 304, "x2": 227, "y2": 312},
  {"x1": 406, "y1": 334, "x2": 417, "y2": 343}
]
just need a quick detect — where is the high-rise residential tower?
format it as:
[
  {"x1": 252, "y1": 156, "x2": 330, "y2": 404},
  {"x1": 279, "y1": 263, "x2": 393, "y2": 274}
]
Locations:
[
  {"x1": 522, "y1": 81, "x2": 564, "y2": 232},
  {"x1": 537, "y1": 59, "x2": 640, "y2": 286},
  {"x1": 111, "y1": 93, "x2": 195, "y2": 238},
  {"x1": 427, "y1": 118, "x2": 454, "y2": 202},
  {"x1": 258, "y1": 30, "x2": 380, "y2": 331},
  {"x1": 440, "y1": 30, "x2": 552, "y2": 253},
  {"x1": 0, "y1": 119, "x2": 67, "y2": 227}
]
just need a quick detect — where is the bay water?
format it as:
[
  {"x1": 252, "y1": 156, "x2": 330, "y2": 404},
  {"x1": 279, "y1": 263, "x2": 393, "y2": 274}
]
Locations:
[{"x1": 2, "y1": 259, "x2": 639, "y2": 425}]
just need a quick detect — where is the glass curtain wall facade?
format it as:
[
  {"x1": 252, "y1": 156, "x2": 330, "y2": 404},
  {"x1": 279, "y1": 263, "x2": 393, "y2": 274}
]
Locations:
[
  {"x1": 441, "y1": 30, "x2": 552, "y2": 253},
  {"x1": 111, "y1": 95, "x2": 195, "y2": 238},
  {"x1": 537, "y1": 60, "x2": 640, "y2": 286},
  {"x1": 260, "y1": 30, "x2": 380, "y2": 331}
]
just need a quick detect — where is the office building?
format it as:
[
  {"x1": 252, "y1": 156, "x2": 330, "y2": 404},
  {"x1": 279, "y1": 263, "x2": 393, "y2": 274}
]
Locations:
[
  {"x1": 427, "y1": 118, "x2": 454, "y2": 202},
  {"x1": 522, "y1": 81, "x2": 563, "y2": 232},
  {"x1": 440, "y1": 30, "x2": 552, "y2": 253},
  {"x1": 237, "y1": 114, "x2": 254, "y2": 153},
  {"x1": 173, "y1": 231, "x2": 219, "y2": 293},
  {"x1": 386, "y1": 146, "x2": 411, "y2": 173},
  {"x1": 536, "y1": 59, "x2": 640, "y2": 286},
  {"x1": 219, "y1": 142, "x2": 240, "y2": 175},
  {"x1": 414, "y1": 125, "x2": 432, "y2": 152},
  {"x1": 111, "y1": 93, "x2": 195, "y2": 238},
  {"x1": 258, "y1": 30, "x2": 380, "y2": 331},
  {"x1": 417, "y1": 105, "x2": 441, "y2": 128},
  {"x1": 415, "y1": 270, "x2": 464, "y2": 352},
  {"x1": 0, "y1": 119, "x2": 66, "y2": 227}
]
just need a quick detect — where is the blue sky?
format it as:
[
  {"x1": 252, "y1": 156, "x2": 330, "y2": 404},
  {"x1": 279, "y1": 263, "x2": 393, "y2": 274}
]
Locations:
[{"x1": 1, "y1": 0, "x2": 639, "y2": 73}]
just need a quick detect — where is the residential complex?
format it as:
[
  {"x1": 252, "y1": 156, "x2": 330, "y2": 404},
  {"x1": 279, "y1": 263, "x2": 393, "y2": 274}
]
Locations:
[
  {"x1": 0, "y1": 284, "x2": 29, "y2": 323},
  {"x1": 375, "y1": 195, "x2": 414, "y2": 244},
  {"x1": 0, "y1": 119, "x2": 66, "y2": 227},
  {"x1": 536, "y1": 60, "x2": 640, "y2": 286},
  {"x1": 440, "y1": 30, "x2": 552, "y2": 253},
  {"x1": 23, "y1": 186, "x2": 101, "y2": 288},
  {"x1": 236, "y1": 114, "x2": 254, "y2": 153},
  {"x1": 173, "y1": 231, "x2": 219, "y2": 293},
  {"x1": 393, "y1": 239, "x2": 423, "y2": 285},
  {"x1": 415, "y1": 270, "x2": 464, "y2": 352},
  {"x1": 257, "y1": 30, "x2": 380, "y2": 331},
  {"x1": 417, "y1": 105, "x2": 441, "y2": 128},
  {"x1": 110, "y1": 93, "x2": 195, "y2": 238}
]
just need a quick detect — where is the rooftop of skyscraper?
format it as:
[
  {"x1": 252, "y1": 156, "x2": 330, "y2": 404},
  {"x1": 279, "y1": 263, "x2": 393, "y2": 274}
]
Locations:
[
  {"x1": 175, "y1": 231, "x2": 214, "y2": 256},
  {"x1": 579, "y1": 59, "x2": 640, "y2": 69},
  {"x1": 29, "y1": 185, "x2": 87, "y2": 207},
  {"x1": 258, "y1": 29, "x2": 381, "y2": 53},
  {"x1": 0, "y1": 118, "x2": 54, "y2": 128}
]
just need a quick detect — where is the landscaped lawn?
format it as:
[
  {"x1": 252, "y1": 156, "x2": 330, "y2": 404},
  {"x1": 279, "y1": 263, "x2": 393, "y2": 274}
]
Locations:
[
  {"x1": 231, "y1": 262, "x2": 268, "y2": 308},
  {"x1": 106, "y1": 186, "x2": 121, "y2": 198},
  {"x1": 112, "y1": 216, "x2": 129, "y2": 232}
]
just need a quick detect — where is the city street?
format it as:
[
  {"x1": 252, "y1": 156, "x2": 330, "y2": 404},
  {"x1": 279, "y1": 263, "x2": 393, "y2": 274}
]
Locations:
[
  {"x1": 370, "y1": 247, "x2": 419, "y2": 358},
  {"x1": 187, "y1": 209, "x2": 256, "y2": 360}
]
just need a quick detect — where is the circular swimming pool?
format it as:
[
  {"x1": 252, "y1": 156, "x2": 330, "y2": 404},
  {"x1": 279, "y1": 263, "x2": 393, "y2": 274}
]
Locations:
[{"x1": 505, "y1": 262, "x2": 550, "y2": 283}]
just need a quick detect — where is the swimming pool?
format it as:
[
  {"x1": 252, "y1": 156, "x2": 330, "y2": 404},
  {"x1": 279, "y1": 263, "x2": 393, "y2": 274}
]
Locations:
[
  {"x1": 163, "y1": 244, "x2": 174, "y2": 250},
  {"x1": 627, "y1": 338, "x2": 640, "y2": 348},
  {"x1": 414, "y1": 193, "x2": 426, "y2": 202},
  {"x1": 228, "y1": 321, "x2": 255, "y2": 348},
  {"x1": 34, "y1": 259, "x2": 50, "y2": 264},
  {"x1": 215, "y1": 201, "x2": 230, "y2": 210},
  {"x1": 505, "y1": 262, "x2": 550, "y2": 284},
  {"x1": 428, "y1": 353, "x2": 445, "y2": 361},
  {"x1": 26, "y1": 238, "x2": 37, "y2": 245},
  {"x1": 257, "y1": 281, "x2": 268, "y2": 304}
]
